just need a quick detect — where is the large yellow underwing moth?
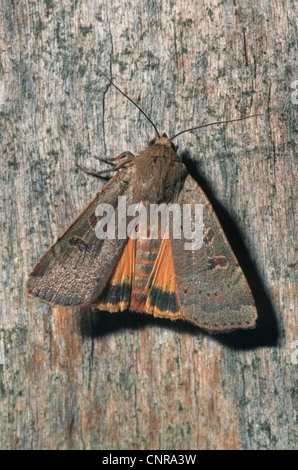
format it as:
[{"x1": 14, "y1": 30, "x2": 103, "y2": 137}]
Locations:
[{"x1": 26, "y1": 73, "x2": 259, "y2": 333}]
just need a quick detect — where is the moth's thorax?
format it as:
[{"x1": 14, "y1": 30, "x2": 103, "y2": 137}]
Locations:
[
  {"x1": 133, "y1": 140, "x2": 187, "y2": 204},
  {"x1": 139, "y1": 144, "x2": 180, "y2": 162}
]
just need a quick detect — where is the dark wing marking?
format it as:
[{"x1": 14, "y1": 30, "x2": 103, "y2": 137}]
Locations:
[
  {"x1": 171, "y1": 174, "x2": 257, "y2": 331},
  {"x1": 26, "y1": 167, "x2": 135, "y2": 306}
]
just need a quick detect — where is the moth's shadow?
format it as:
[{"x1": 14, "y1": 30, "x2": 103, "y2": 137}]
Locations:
[
  {"x1": 80, "y1": 151, "x2": 279, "y2": 350},
  {"x1": 80, "y1": 307, "x2": 207, "y2": 339}
]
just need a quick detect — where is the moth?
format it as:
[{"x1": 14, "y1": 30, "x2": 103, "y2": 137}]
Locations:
[{"x1": 26, "y1": 72, "x2": 259, "y2": 333}]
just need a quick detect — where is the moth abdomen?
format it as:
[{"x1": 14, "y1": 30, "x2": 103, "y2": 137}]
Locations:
[{"x1": 129, "y1": 237, "x2": 161, "y2": 310}]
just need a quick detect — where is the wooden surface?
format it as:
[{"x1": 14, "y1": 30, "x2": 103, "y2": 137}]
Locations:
[{"x1": 0, "y1": 0, "x2": 296, "y2": 450}]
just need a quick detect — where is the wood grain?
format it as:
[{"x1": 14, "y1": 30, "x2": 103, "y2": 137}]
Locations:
[{"x1": 0, "y1": 0, "x2": 296, "y2": 449}]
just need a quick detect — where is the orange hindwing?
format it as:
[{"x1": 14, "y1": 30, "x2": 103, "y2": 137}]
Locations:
[{"x1": 94, "y1": 235, "x2": 182, "y2": 320}]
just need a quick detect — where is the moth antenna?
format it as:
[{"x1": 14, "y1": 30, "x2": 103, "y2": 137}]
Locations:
[
  {"x1": 170, "y1": 113, "x2": 262, "y2": 140},
  {"x1": 99, "y1": 69, "x2": 160, "y2": 138}
]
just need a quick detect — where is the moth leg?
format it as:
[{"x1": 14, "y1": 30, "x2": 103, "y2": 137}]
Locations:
[
  {"x1": 75, "y1": 163, "x2": 110, "y2": 180},
  {"x1": 76, "y1": 158, "x2": 134, "y2": 178},
  {"x1": 91, "y1": 158, "x2": 134, "y2": 175},
  {"x1": 92, "y1": 156, "x2": 117, "y2": 166},
  {"x1": 93, "y1": 153, "x2": 136, "y2": 174},
  {"x1": 76, "y1": 152, "x2": 136, "y2": 179},
  {"x1": 115, "y1": 151, "x2": 135, "y2": 162},
  {"x1": 93, "y1": 151, "x2": 136, "y2": 165}
]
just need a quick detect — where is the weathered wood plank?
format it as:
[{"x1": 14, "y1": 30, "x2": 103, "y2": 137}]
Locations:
[{"x1": 0, "y1": 0, "x2": 296, "y2": 449}]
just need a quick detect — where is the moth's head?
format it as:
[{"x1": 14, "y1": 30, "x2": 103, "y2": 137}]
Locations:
[{"x1": 149, "y1": 133, "x2": 178, "y2": 152}]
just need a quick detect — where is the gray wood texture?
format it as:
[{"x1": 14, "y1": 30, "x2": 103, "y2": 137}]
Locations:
[{"x1": 0, "y1": 0, "x2": 296, "y2": 450}]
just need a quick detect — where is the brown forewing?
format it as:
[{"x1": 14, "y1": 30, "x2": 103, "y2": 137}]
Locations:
[
  {"x1": 171, "y1": 174, "x2": 257, "y2": 332},
  {"x1": 26, "y1": 166, "x2": 136, "y2": 306}
]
